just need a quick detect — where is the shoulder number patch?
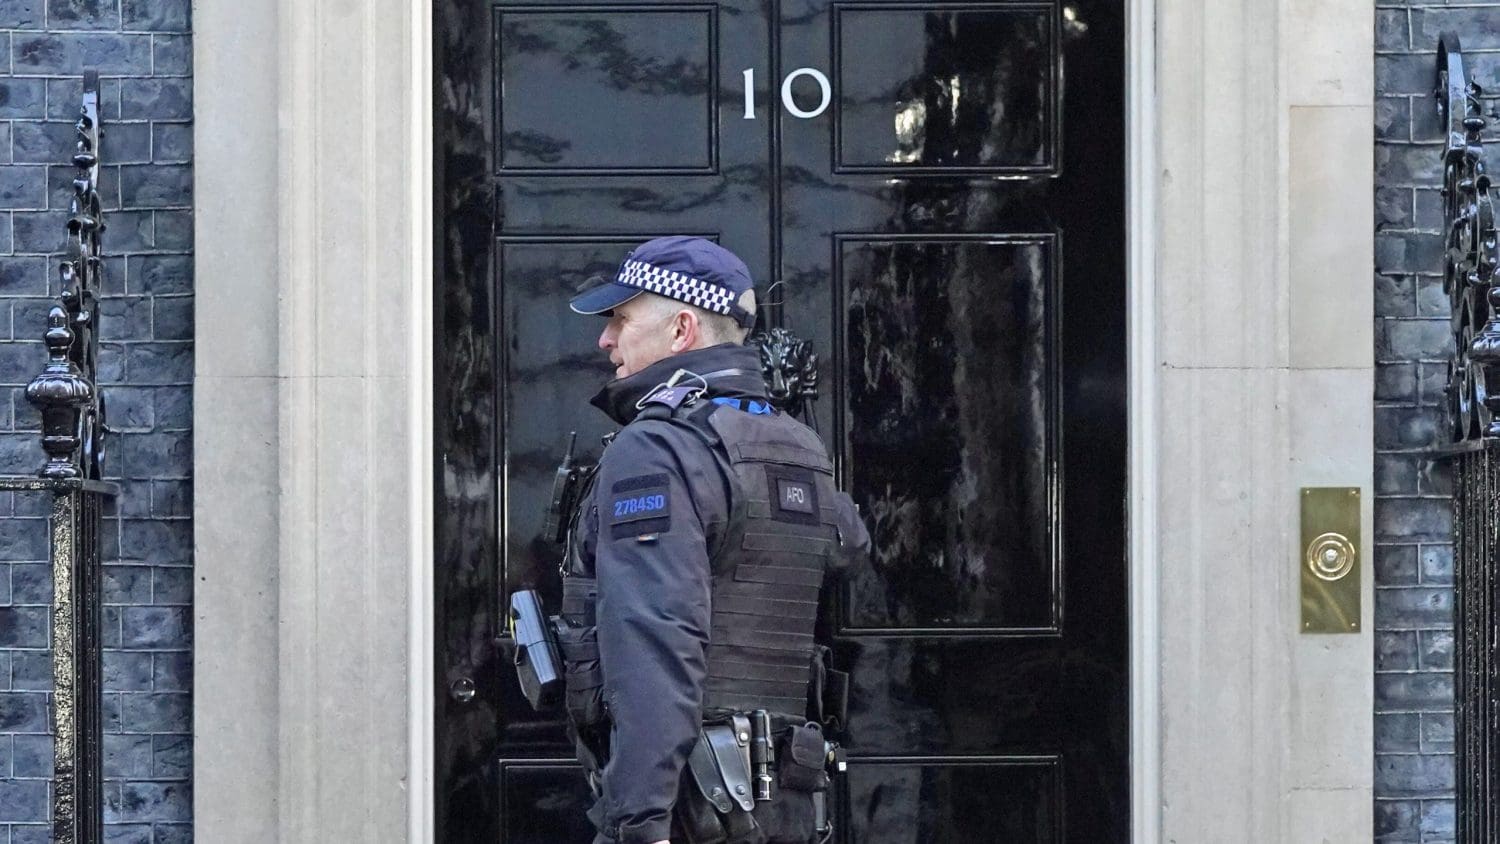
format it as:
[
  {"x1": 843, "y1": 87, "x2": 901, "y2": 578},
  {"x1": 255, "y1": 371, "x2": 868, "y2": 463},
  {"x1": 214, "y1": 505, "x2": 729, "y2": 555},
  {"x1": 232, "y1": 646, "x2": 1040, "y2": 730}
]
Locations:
[{"x1": 609, "y1": 473, "x2": 671, "y2": 539}]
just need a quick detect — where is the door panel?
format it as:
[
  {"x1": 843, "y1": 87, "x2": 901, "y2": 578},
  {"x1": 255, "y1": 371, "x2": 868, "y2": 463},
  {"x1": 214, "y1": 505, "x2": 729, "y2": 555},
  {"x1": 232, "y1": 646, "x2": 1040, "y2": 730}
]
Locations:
[{"x1": 435, "y1": 0, "x2": 1127, "y2": 839}]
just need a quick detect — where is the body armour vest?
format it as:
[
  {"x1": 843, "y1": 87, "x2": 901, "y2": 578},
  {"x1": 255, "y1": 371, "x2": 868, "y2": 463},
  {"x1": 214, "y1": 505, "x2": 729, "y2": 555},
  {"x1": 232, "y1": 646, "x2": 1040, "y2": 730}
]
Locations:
[{"x1": 561, "y1": 399, "x2": 843, "y2": 723}]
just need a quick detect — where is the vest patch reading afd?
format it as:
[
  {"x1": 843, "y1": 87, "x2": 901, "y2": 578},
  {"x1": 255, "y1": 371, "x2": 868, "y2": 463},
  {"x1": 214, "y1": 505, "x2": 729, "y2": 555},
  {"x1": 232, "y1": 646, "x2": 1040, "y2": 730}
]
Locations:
[
  {"x1": 777, "y1": 478, "x2": 814, "y2": 514},
  {"x1": 766, "y1": 464, "x2": 820, "y2": 526},
  {"x1": 610, "y1": 473, "x2": 671, "y2": 539}
]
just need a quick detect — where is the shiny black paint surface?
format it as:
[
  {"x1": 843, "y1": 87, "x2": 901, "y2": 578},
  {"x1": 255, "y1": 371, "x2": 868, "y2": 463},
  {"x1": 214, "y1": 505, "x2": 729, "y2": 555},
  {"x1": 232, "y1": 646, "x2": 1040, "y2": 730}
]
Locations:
[{"x1": 436, "y1": 0, "x2": 1127, "y2": 840}]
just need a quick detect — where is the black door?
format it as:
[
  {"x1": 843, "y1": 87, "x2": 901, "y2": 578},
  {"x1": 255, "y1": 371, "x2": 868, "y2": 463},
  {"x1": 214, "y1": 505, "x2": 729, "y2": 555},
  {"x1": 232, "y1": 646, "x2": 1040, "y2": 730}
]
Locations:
[{"x1": 434, "y1": 0, "x2": 1127, "y2": 839}]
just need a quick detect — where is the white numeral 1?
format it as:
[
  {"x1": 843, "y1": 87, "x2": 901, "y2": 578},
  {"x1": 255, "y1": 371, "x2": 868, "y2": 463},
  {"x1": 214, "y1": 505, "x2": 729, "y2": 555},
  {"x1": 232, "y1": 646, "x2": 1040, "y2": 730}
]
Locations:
[{"x1": 743, "y1": 68, "x2": 756, "y2": 119}]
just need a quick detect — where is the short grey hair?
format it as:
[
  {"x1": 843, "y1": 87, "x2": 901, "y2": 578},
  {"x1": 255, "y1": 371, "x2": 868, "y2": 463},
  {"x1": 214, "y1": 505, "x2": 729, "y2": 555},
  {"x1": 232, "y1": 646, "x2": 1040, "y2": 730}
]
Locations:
[{"x1": 642, "y1": 289, "x2": 757, "y2": 345}]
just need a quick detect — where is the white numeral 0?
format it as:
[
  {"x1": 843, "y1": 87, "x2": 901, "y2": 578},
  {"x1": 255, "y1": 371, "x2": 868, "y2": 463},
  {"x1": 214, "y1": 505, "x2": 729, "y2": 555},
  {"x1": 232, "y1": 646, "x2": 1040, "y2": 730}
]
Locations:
[{"x1": 742, "y1": 67, "x2": 832, "y2": 120}]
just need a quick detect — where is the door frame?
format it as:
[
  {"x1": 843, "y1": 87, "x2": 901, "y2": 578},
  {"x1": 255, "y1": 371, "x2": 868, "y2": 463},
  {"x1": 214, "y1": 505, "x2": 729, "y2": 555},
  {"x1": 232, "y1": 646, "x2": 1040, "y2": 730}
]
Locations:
[{"x1": 406, "y1": 0, "x2": 1159, "y2": 837}]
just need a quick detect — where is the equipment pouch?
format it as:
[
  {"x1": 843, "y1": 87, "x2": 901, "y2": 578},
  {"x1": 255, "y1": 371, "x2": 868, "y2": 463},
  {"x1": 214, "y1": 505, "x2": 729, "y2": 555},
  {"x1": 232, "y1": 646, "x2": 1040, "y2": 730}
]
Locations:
[
  {"x1": 509, "y1": 589, "x2": 563, "y2": 711},
  {"x1": 556, "y1": 624, "x2": 605, "y2": 728},
  {"x1": 808, "y1": 646, "x2": 849, "y2": 731},
  {"x1": 678, "y1": 726, "x2": 763, "y2": 844},
  {"x1": 776, "y1": 723, "x2": 830, "y2": 793}
]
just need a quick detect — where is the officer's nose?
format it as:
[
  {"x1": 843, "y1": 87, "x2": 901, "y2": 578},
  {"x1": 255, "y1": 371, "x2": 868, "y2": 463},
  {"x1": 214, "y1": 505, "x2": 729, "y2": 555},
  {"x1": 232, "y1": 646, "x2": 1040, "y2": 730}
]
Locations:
[{"x1": 598, "y1": 324, "x2": 614, "y2": 351}]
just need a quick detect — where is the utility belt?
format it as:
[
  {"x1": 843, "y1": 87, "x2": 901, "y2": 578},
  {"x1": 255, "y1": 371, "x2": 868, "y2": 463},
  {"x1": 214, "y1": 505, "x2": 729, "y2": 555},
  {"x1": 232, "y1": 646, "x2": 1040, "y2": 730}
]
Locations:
[{"x1": 675, "y1": 712, "x2": 843, "y2": 844}]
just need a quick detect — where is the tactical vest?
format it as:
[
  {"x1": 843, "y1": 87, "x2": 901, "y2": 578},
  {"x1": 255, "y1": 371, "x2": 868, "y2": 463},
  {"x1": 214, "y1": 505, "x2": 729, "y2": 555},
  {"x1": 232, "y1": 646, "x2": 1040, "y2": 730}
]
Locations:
[{"x1": 560, "y1": 398, "x2": 842, "y2": 726}]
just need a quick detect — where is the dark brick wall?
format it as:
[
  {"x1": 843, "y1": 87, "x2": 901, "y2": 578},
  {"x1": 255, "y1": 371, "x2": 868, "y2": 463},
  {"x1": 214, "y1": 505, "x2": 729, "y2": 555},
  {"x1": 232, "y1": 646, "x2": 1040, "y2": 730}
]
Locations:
[
  {"x1": 1373, "y1": 4, "x2": 1488, "y2": 842},
  {"x1": 0, "y1": 0, "x2": 191, "y2": 840}
]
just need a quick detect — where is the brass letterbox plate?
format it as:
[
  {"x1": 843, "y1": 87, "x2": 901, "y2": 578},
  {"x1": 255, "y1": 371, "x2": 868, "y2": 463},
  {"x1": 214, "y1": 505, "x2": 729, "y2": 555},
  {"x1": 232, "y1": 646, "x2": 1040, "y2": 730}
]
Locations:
[{"x1": 1300, "y1": 487, "x2": 1361, "y2": 634}]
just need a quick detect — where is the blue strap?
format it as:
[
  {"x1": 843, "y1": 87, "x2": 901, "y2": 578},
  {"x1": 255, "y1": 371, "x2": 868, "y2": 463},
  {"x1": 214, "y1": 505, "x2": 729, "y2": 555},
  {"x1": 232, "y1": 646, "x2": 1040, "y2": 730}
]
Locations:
[{"x1": 711, "y1": 397, "x2": 775, "y2": 415}]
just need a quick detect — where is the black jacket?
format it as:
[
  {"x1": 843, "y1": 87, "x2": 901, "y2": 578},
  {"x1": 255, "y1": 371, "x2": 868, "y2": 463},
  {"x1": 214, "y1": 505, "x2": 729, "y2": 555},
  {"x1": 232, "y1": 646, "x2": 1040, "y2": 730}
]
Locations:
[{"x1": 581, "y1": 343, "x2": 772, "y2": 844}]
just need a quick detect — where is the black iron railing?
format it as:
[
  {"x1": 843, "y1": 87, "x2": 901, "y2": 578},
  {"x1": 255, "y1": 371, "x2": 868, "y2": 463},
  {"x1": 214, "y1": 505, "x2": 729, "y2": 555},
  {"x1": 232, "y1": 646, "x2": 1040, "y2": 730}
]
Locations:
[
  {"x1": 1436, "y1": 34, "x2": 1500, "y2": 844},
  {"x1": 0, "y1": 71, "x2": 112, "y2": 844}
]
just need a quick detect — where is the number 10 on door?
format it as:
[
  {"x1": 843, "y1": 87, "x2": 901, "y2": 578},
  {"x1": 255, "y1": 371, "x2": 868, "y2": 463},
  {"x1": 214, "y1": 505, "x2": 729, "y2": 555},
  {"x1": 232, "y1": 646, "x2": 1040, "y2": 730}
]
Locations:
[{"x1": 742, "y1": 68, "x2": 832, "y2": 119}]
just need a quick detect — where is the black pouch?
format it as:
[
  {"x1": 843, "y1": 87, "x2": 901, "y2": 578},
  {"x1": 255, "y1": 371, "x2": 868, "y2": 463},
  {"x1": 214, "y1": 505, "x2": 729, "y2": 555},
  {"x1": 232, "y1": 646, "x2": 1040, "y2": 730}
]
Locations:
[
  {"x1": 556, "y1": 624, "x2": 605, "y2": 728},
  {"x1": 677, "y1": 726, "x2": 765, "y2": 844},
  {"x1": 808, "y1": 646, "x2": 849, "y2": 731},
  {"x1": 777, "y1": 723, "x2": 829, "y2": 793}
]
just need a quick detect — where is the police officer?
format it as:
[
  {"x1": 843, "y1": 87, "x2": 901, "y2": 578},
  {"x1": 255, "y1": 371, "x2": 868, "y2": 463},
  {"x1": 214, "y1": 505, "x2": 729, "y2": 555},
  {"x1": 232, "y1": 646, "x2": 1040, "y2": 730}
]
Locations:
[{"x1": 559, "y1": 236, "x2": 868, "y2": 844}]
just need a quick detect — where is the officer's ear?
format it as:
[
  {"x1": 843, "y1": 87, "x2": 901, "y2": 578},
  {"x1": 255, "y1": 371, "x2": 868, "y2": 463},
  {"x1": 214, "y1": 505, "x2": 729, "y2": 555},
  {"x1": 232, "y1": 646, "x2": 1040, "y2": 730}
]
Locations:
[{"x1": 668, "y1": 307, "x2": 700, "y2": 353}]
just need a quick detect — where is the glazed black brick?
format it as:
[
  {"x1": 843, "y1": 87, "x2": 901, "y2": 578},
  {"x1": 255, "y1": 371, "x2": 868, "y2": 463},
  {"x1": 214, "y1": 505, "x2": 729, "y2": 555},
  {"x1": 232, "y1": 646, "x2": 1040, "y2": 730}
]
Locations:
[
  {"x1": 13, "y1": 33, "x2": 151, "y2": 75},
  {"x1": 10, "y1": 736, "x2": 46, "y2": 777},
  {"x1": 0, "y1": 694, "x2": 46, "y2": 734},
  {"x1": 121, "y1": 606, "x2": 189, "y2": 650},
  {"x1": 1379, "y1": 318, "x2": 1451, "y2": 361},
  {"x1": 1420, "y1": 630, "x2": 1455, "y2": 671},
  {"x1": 1377, "y1": 755, "x2": 1457, "y2": 798},
  {"x1": 1377, "y1": 673, "x2": 1455, "y2": 712},
  {"x1": 153, "y1": 295, "x2": 192, "y2": 340},
  {"x1": 106, "y1": 386, "x2": 155, "y2": 432},
  {"x1": 1376, "y1": 799, "x2": 1420, "y2": 839},
  {"x1": 151, "y1": 123, "x2": 191, "y2": 163},
  {"x1": 9, "y1": 651, "x2": 46, "y2": 691},
  {"x1": 1377, "y1": 630, "x2": 1419, "y2": 671},
  {"x1": 1377, "y1": 712, "x2": 1420, "y2": 753},
  {"x1": 1375, "y1": 144, "x2": 1443, "y2": 184},
  {"x1": 123, "y1": 342, "x2": 191, "y2": 385},
  {"x1": 119, "y1": 163, "x2": 189, "y2": 207},
  {"x1": 9, "y1": 564, "x2": 48, "y2": 605},
  {"x1": 1376, "y1": 232, "x2": 1444, "y2": 278},
  {"x1": 121, "y1": 78, "x2": 190, "y2": 120},
  {"x1": 0, "y1": 780, "x2": 46, "y2": 822},
  {"x1": 153, "y1": 35, "x2": 190, "y2": 75},
  {"x1": 119, "y1": 430, "x2": 191, "y2": 478},
  {"x1": 104, "y1": 565, "x2": 152, "y2": 605},
  {"x1": 104, "y1": 651, "x2": 152, "y2": 691},
  {"x1": 1377, "y1": 10, "x2": 1409, "y2": 52},
  {"x1": 1412, "y1": 9, "x2": 1500, "y2": 49},
  {"x1": 119, "y1": 782, "x2": 189, "y2": 822},
  {"x1": 0, "y1": 519, "x2": 44, "y2": 561},
  {"x1": 1375, "y1": 587, "x2": 1453, "y2": 629},
  {"x1": 119, "y1": 520, "x2": 190, "y2": 566},
  {"x1": 1419, "y1": 545, "x2": 1453, "y2": 584},
  {"x1": 1422, "y1": 712, "x2": 1455, "y2": 752},
  {"x1": 48, "y1": 0, "x2": 120, "y2": 31},
  {"x1": 120, "y1": 693, "x2": 187, "y2": 734},
  {"x1": 1375, "y1": 274, "x2": 1414, "y2": 318},
  {"x1": 0, "y1": 257, "x2": 44, "y2": 296},
  {"x1": 0, "y1": 167, "x2": 44, "y2": 210},
  {"x1": 1376, "y1": 98, "x2": 1410, "y2": 142},
  {"x1": 1421, "y1": 799, "x2": 1456, "y2": 837},
  {"x1": 120, "y1": 0, "x2": 189, "y2": 32},
  {"x1": 0, "y1": 1, "x2": 41, "y2": 29},
  {"x1": 1375, "y1": 363, "x2": 1417, "y2": 403},
  {"x1": 151, "y1": 566, "x2": 189, "y2": 604},
  {"x1": 127, "y1": 254, "x2": 190, "y2": 294},
  {"x1": 104, "y1": 734, "x2": 152, "y2": 780},
  {"x1": 151, "y1": 652, "x2": 188, "y2": 690},
  {"x1": 153, "y1": 211, "x2": 191, "y2": 250},
  {"x1": 1376, "y1": 189, "x2": 1413, "y2": 230},
  {"x1": 152, "y1": 386, "x2": 190, "y2": 428}
]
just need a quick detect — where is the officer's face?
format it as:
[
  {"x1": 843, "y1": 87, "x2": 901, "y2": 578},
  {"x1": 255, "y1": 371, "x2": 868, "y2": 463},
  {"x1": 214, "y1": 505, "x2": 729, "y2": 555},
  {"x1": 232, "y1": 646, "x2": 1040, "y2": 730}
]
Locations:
[{"x1": 598, "y1": 295, "x2": 679, "y2": 379}]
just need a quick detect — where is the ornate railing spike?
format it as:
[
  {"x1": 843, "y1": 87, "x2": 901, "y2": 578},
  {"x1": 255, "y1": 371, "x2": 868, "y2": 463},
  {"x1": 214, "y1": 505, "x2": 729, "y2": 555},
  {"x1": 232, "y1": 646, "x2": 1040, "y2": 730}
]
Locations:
[
  {"x1": 0, "y1": 70, "x2": 112, "y2": 844},
  {"x1": 1438, "y1": 34, "x2": 1500, "y2": 441},
  {"x1": 1436, "y1": 36, "x2": 1500, "y2": 844}
]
